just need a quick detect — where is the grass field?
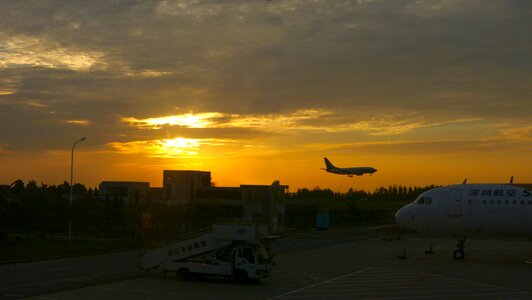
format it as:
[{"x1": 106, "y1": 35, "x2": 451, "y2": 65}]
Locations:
[{"x1": 0, "y1": 234, "x2": 139, "y2": 263}]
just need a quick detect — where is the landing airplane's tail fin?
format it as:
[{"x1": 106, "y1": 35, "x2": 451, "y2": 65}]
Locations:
[{"x1": 324, "y1": 157, "x2": 336, "y2": 170}]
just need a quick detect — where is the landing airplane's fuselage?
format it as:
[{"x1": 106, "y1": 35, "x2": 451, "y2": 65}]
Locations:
[
  {"x1": 325, "y1": 167, "x2": 377, "y2": 176},
  {"x1": 395, "y1": 184, "x2": 532, "y2": 238},
  {"x1": 322, "y1": 158, "x2": 377, "y2": 177}
]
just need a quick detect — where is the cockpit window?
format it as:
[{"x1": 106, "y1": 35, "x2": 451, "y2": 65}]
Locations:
[{"x1": 415, "y1": 196, "x2": 432, "y2": 205}]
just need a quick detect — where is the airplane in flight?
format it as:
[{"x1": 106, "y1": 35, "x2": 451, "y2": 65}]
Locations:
[
  {"x1": 322, "y1": 157, "x2": 377, "y2": 177},
  {"x1": 395, "y1": 181, "x2": 532, "y2": 259}
]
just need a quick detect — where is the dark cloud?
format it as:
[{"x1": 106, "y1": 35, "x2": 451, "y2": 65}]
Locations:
[{"x1": 0, "y1": 0, "x2": 530, "y2": 153}]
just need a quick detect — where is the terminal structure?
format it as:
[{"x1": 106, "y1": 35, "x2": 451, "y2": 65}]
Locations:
[{"x1": 98, "y1": 170, "x2": 287, "y2": 234}]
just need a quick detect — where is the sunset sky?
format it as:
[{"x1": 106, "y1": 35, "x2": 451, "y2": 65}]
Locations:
[{"x1": 1, "y1": 0, "x2": 531, "y2": 192}]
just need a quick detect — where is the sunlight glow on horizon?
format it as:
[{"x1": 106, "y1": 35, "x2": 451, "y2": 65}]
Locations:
[
  {"x1": 108, "y1": 137, "x2": 203, "y2": 158},
  {"x1": 65, "y1": 119, "x2": 90, "y2": 126},
  {"x1": 122, "y1": 112, "x2": 224, "y2": 129}
]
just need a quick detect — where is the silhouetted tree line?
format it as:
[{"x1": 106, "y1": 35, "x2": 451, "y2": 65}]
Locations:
[
  {"x1": 0, "y1": 180, "x2": 128, "y2": 241},
  {"x1": 0, "y1": 180, "x2": 437, "y2": 241},
  {"x1": 289, "y1": 185, "x2": 436, "y2": 202},
  {"x1": 284, "y1": 185, "x2": 438, "y2": 228},
  {"x1": 0, "y1": 180, "x2": 242, "y2": 244}
]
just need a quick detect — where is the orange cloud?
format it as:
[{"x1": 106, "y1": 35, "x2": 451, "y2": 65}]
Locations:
[
  {"x1": 121, "y1": 112, "x2": 224, "y2": 129},
  {"x1": 0, "y1": 34, "x2": 105, "y2": 71},
  {"x1": 500, "y1": 126, "x2": 532, "y2": 142},
  {"x1": 65, "y1": 119, "x2": 90, "y2": 126},
  {"x1": 121, "y1": 109, "x2": 480, "y2": 136},
  {"x1": 0, "y1": 144, "x2": 13, "y2": 154},
  {"x1": 108, "y1": 138, "x2": 204, "y2": 158}
]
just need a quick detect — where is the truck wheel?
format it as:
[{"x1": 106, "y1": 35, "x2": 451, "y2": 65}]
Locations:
[
  {"x1": 453, "y1": 249, "x2": 465, "y2": 260},
  {"x1": 177, "y1": 268, "x2": 192, "y2": 280},
  {"x1": 234, "y1": 269, "x2": 249, "y2": 283}
]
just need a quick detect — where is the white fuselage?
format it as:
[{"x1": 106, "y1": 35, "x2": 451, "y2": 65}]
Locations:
[{"x1": 395, "y1": 184, "x2": 532, "y2": 238}]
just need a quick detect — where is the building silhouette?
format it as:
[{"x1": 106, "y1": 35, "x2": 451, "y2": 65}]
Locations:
[
  {"x1": 163, "y1": 170, "x2": 211, "y2": 206},
  {"x1": 98, "y1": 170, "x2": 287, "y2": 234}
]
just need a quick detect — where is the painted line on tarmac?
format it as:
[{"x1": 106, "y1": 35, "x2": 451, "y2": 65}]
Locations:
[
  {"x1": 269, "y1": 267, "x2": 374, "y2": 299},
  {"x1": 50, "y1": 264, "x2": 91, "y2": 272},
  {"x1": 271, "y1": 267, "x2": 531, "y2": 299},
  {"x1": 406, "y1": 268, "x2": 532, "y2": 294}
]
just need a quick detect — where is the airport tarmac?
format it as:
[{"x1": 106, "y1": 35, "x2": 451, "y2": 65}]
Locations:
[{"x1": 25, "y1": 229, "x2": 532, "y2": 300}]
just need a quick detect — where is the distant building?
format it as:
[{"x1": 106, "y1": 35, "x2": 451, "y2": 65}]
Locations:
[
  {"x1": 99, "y1": 170, "x2": 288, "y2": 234},
  {"x1": 149, "y1": 187, "x2": 164, "y2": 204},
  {"x1": 163, "y1": 170, "x2": 211, "y2": 206},
  {"x1": 195, "y1": 181, "x2": 288, "y2": 234},
  {"x1": 197, "y1": 186, "x2": 242, "y2": 206},
  {"x1": 98, "y1": 181, "x2": 150, "y2": 204},
  {"x1": 241, "y1": 181, "x2": 288, "y2": 234}
]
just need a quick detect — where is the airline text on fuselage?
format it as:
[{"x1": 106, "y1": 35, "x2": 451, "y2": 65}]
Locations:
[{"x1": 466, "y1": 188, "x2": 530, "y2": 198}]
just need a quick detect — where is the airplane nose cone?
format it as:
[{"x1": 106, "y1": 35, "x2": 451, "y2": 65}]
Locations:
[{"x1": 395, "y1": 206, "x2": 410, "y2": 225}]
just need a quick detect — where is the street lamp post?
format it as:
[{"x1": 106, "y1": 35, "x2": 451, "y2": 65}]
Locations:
[{"x1": 69, "y1": 137, "x2": 86, "y2": 239}]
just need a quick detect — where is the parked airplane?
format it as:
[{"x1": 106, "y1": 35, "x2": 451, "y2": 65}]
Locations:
[
  {"x1": 395, "y1": 182, "x2": 532, "y2": 259},
  {"x1": 322, "y1": 157, "x2": 377, "y2": 177}
]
